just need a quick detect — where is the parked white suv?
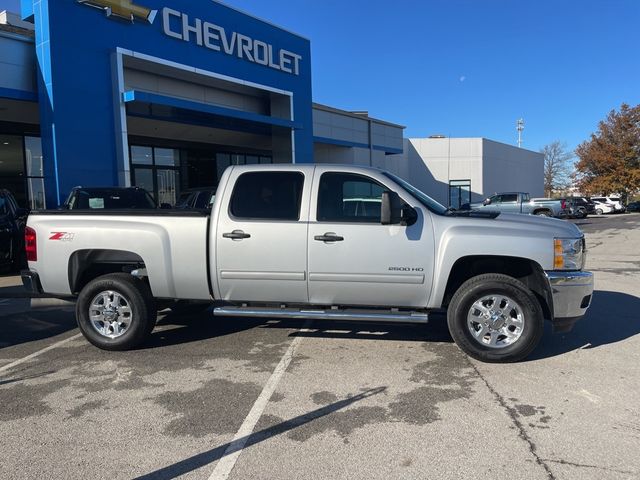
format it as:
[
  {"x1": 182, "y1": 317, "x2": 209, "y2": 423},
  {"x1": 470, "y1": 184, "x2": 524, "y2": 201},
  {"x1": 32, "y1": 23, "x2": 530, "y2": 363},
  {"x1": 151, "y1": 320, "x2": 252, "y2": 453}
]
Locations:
[
  {"x1": 591, "y1": 199, "x2": 615, "y2": 215},
  {"x1": 591, "y1": 196, "x2": 625, "y2": 213}
]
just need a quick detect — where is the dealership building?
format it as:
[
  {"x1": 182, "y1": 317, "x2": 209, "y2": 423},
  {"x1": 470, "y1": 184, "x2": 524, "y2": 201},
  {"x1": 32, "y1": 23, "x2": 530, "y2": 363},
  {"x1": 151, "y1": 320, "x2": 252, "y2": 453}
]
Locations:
[
  {"x1": 388, "y1": 137, "x2": 544, "y2": 208},
  {"x1": 1, "y1": 1, "x2": 542, "y2": 210},
  {"x1": 0, "y1": 1, "x2": 403, "y2": 209}
]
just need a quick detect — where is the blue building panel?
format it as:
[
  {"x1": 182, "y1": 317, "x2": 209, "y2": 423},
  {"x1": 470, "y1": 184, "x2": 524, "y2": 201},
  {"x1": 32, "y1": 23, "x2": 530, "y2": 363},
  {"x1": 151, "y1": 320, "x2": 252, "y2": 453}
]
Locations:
[{"x1": 23, "y1": 0, "x2": 314, "y2": 206}]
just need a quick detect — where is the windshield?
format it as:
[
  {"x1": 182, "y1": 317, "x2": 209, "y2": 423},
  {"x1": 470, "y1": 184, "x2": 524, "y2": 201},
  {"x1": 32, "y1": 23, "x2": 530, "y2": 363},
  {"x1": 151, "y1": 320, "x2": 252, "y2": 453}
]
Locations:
[{"x1": 382, "y1": 172, "x2": 449, "y2": 215}]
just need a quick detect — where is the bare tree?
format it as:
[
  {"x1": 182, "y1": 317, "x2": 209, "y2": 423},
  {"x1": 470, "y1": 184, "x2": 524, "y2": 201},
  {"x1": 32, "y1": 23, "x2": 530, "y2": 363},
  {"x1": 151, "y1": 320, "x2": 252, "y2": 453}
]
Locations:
[{"x1": 541, "y1": 141, "x2": 573, "y2": 197}]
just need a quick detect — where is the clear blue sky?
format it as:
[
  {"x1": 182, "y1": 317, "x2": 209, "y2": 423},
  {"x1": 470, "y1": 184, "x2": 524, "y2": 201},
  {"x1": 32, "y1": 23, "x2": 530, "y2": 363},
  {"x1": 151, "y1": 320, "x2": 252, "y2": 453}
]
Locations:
[{"x1": 2, "y1": 0, "x2": 639, "y2": 152}]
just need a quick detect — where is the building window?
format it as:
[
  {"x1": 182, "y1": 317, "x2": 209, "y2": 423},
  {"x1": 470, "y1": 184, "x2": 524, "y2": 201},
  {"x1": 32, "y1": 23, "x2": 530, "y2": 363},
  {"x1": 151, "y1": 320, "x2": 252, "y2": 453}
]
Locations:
[
  {"x1": 0, "y1": 135, "x2": 45, "y2": 209},
  {"x1": 130, "y1": 145, "x2": 180, "y2": 206},
  {"x1": 449, "y1": 180, "x2": 471, "y2": 209},
  {"x1": 25, "y1": 137, "x2": 46, "y2": 209}
]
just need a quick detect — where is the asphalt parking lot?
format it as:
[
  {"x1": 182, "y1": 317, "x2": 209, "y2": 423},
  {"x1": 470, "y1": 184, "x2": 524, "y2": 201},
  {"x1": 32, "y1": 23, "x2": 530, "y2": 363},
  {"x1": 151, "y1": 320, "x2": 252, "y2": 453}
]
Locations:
[{"x1": 1, "y1": 214, "x2": 639, "y2": 480}]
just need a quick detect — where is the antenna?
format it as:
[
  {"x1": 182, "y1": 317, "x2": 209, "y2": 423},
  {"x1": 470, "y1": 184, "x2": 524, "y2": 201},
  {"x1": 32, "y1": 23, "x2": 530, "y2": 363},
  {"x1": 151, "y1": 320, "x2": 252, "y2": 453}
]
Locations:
[{"x1": 516, "y1": 118, "x2": 525, "y2": 148}]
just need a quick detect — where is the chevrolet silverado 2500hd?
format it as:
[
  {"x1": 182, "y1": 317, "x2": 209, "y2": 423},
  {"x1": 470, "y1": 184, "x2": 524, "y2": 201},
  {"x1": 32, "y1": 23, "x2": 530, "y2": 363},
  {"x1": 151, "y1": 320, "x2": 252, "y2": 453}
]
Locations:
[{"x1": 22, "y1": 165, "x2": 594, "y2": 362}]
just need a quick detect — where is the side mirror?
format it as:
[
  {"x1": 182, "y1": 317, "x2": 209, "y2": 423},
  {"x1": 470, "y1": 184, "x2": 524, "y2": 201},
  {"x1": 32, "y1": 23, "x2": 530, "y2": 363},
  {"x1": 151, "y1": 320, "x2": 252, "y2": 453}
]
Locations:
[
  {"x1": 381, "y1": 191, "x2": 417, "y2": 226},
  {"x1": 160, "y1": 203, "x2": 172, "y2": 210},
  {"x1": 483, "y1": 198, "x2": 491, "y2": 206}
]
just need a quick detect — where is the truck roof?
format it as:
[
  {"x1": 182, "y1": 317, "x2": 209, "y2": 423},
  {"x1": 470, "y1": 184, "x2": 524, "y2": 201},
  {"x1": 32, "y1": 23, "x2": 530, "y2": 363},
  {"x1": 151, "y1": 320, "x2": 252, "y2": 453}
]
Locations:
[{"x1": 230, "y1": 163, "x2": 386, "y2": 175}]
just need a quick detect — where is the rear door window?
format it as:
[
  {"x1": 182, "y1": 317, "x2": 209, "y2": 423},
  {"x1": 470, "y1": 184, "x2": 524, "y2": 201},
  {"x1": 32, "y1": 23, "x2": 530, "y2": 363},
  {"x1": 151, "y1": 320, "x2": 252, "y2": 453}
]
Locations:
[{"x1": 230, "y1": 172, "x2": 304, "y2": 221}]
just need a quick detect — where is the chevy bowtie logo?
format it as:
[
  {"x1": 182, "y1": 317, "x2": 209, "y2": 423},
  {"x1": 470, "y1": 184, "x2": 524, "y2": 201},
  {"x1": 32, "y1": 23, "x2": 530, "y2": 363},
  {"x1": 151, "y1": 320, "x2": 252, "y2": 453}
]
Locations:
[{"x1": 77, "y1": 0, "x2": 158, "y2": 24}]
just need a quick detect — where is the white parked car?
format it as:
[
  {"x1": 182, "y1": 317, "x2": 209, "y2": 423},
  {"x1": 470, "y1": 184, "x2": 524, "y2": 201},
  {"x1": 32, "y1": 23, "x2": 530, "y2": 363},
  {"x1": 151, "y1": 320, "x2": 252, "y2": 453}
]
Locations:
[
  {"x1": 591, "y1": 196, "x2": 625, "y2": 213},
  {"x1": 591, "y1": 200, "x2": 615, "y2": 215}
]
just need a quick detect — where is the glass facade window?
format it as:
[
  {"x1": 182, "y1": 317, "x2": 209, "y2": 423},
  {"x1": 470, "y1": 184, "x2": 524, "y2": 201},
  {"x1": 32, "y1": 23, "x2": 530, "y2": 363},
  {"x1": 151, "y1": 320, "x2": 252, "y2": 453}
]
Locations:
[
  {"x1": 130, "y1": 146, "x2": 180, "y2": 205},
  {"x1": 449, "y1": 180, "x2": 471, "y2": 209},
  {"x1": 156, "y1": 169, "x2": 178, "y2": 206},
  {"x1": 130, "y1": 144, "x2": 272, "y2": 207},
  {"x1": 132, "y1": 168, "x2": 154, "y2": 196},
  {"x1": 131, "y1": 146, "x2": 153, "y2": 165},
  {"x1": 25, "y1": 137, "x2": 46, "y2": 209},
  {"x1": 0, "y1": 135, "x2": 45, "y2": 209},
  {"x1": 155, "y1": 148, "x2": 180, "y2": 166},
  {"x1": 0, "y1": 135, "x2": 24, "y2": 176}
]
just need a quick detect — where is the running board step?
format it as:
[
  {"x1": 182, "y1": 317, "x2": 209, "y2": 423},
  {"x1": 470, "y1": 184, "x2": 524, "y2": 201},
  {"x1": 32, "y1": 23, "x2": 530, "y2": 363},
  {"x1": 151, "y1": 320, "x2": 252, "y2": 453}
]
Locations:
[{"x1": 213, "y1": 306, "x2": 429, "y2": 324}]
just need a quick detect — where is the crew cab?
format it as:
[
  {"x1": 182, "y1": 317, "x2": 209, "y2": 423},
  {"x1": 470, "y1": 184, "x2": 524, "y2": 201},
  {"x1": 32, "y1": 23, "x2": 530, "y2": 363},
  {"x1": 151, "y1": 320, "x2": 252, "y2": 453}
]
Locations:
[
  {"x1": 22, "y1": 165, "x2": 594, "y2": 362},
  {"x1": 465, "y1": 192, "x2": 568, "y2": 218}
]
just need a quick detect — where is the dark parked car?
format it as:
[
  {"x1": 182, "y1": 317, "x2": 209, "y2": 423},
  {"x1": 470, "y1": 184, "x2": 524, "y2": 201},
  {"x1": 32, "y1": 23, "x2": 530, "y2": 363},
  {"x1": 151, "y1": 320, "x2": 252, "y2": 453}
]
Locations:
[
  {"x1": 627, "y1": 201, "x2": 640, "y2": 212},
  {"x1": 63, "y1": 187, "x2": 160, "y2": 210},
  {"x1": 0, "y1": 189, "x2": 29, "y2": 272},
  {"x1": 563, "y1": 197, "x2": 596, "y2": 218},
  {"x1": 175, "y1": 188, "x2": 216, "y2": 210}
]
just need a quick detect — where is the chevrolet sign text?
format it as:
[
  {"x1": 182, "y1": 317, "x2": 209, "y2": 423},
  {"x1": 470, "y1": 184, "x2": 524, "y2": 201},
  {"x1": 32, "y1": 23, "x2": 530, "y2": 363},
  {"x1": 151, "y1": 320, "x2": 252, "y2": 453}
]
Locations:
[{"x1": 162, "y1": 8, "x2": 302, "y2": 75}]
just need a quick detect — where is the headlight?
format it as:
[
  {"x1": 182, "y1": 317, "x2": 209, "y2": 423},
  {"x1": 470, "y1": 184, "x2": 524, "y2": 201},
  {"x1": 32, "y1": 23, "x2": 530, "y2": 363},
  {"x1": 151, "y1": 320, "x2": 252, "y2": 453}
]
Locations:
[{"x1": 554, "y1": 237, "x2": 585, "y2": 270}]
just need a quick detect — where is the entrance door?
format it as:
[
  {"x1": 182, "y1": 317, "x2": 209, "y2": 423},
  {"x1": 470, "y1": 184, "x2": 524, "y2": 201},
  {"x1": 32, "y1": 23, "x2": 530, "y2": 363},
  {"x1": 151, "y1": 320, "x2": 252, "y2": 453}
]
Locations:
[
  {"x1": 216, "y1": 168, "x2": 311, "y2": 303},
  {"x1": 307, "y1": 169, "x2": 433, "y2": 308}
]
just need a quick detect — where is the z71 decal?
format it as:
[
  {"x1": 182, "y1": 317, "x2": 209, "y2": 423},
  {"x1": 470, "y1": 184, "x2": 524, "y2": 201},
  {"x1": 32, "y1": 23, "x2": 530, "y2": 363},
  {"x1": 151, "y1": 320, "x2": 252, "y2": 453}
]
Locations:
[{"x1": 49, "y1": 232, "x2": 75, "y2": 242}]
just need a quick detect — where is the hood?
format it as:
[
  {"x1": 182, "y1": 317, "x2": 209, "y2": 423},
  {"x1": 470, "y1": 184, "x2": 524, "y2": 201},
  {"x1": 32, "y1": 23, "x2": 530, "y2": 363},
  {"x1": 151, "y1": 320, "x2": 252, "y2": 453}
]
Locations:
[{"x1": 439, "y1": 212, "x2": 583, "y2": 239}]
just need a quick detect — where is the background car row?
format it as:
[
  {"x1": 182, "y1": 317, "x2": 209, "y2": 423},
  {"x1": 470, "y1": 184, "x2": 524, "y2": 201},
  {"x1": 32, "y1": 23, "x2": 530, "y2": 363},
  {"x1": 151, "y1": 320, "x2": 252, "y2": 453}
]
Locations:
[{"x1": 561, "y1": 196, "x2": 626, "y2": 218}]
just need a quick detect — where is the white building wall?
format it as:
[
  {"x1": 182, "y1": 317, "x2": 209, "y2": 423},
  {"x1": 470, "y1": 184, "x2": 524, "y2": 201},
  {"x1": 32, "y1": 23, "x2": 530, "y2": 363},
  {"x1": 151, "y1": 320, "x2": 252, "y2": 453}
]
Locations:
[
  {"x1": 386, "y1": 137, "x2": 544, "y2": 206},
  {"x1": 481, "y1": 139, "x2": 544, "y2": 198}
]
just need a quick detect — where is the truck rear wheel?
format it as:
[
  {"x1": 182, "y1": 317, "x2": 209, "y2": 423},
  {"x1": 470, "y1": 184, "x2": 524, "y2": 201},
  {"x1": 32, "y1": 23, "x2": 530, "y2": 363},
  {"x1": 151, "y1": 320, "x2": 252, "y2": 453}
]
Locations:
[
  {"x1": 447, "y1": 274, "x2": 544, "y2": 363},
  {"x1": 534, "y1": 210, "x2": 551, "y2": 217},
  {"x1": 76, "y1": 273, "x2": 156, "y2": 351}
]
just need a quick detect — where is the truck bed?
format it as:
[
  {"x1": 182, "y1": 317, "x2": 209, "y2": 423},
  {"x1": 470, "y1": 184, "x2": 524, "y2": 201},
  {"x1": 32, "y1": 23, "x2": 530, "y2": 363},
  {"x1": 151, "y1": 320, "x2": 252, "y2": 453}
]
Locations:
[{"x1": 27, "y1": 210, "x2": 211, "y2": 300}]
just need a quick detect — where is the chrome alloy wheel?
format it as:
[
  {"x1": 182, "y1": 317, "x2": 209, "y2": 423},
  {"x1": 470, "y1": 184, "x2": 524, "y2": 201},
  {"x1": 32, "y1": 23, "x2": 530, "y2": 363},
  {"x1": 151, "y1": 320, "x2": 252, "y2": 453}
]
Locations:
[
  {"x1": 89, "y1": 290, "x2": 133, "y2": 339},
  {"x1": 467, "y1": 295, "x2": 525, "y2": 349}
]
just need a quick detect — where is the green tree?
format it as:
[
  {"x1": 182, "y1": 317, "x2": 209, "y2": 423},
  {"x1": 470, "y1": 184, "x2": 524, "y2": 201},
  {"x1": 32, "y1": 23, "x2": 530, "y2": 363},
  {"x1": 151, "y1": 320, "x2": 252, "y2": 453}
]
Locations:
[{"x1": 575, "y1": 103, "x2": 640, "y2": 202}]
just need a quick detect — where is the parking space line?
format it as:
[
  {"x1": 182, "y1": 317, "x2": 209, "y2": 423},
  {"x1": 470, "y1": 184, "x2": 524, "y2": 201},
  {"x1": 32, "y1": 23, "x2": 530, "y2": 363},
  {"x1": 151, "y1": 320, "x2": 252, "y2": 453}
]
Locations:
[
  {"x1": 0, "y1": 333, "x2": 82, "y2": 374},
  {"x1": 208, "y1": 320, "x2": 312, "y2": 480}
]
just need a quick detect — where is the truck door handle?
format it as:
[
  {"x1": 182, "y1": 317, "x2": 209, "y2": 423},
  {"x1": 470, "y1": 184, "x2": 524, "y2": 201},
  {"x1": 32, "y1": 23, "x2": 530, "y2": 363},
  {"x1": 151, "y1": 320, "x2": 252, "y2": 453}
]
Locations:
[
  {"x1": 223, "y1": 230, "x2": 251, "y2": 240},
  {"x1": 314, "y1": 233, "x2": 344, "y2": 242}
]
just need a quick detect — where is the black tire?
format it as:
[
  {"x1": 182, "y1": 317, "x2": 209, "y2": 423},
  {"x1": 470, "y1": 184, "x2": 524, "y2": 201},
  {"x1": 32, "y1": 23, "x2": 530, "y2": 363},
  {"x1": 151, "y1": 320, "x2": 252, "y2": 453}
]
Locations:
[
  {"x1": 447, "y1": 273, "x2": 544, "y2": 363},
  {"x1": 76, "y1": 273, "x2": 156, "y2": 351},
  {"x1": 595, "y1": 208, "x2": 603, "y2": 215},
  {"x1": 534, "y1": 210, "x2": 551, "y2": 217}
]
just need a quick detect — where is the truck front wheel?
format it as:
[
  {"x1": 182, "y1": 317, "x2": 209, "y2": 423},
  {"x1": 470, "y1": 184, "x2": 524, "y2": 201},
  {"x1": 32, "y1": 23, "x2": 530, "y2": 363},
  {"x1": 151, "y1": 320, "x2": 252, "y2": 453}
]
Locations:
[
  {"x1": 447, "y1": 274, "x2": 544, "y2": 363},
  {"x1": 76, "y1": 273, "x2": 156, "y2": 351}
]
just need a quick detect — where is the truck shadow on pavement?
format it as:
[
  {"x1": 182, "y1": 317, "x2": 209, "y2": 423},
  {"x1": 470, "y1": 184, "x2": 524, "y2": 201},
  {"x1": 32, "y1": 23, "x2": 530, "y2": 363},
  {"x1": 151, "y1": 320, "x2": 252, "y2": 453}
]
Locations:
[
  {"x1": 0, "y1": 301, "x2": 76, "y2": 349},
  {"x1": 133, "y1": 386, "x2": 387, "y2": 480},
  {"x1": 530, "y1": 290, "x2": 640, "y2": 360},
  {"x1": 147, "y1": 311, "x2": 454, "y2": 349}
]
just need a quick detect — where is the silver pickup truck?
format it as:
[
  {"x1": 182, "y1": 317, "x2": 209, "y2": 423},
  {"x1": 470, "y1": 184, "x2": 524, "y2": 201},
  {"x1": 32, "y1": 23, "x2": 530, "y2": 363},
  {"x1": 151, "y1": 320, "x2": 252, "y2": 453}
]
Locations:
[
  {"x1": 465, "y1": 192, "x2": 568, "y2": 218},
  {"x1": 22, "y1": 165, "x2": 594, "y2": 363}
]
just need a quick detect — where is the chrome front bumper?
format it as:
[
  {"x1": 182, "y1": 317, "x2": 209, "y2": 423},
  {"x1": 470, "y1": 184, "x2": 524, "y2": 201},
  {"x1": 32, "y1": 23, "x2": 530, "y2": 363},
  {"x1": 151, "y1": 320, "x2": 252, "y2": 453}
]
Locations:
[{"x1": 545, "y1": 271, "x2": 594, "y2": 331}]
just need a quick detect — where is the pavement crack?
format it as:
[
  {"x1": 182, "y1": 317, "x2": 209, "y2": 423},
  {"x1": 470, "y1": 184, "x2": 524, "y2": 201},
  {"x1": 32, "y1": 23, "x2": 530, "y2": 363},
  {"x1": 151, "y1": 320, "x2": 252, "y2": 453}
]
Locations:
[
  {"x1": 542, "y1": 459, "x2": 637, "y2": 475},
  {"x1": 467, "y1": 359, "x2": 556, "y2": 480}
]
